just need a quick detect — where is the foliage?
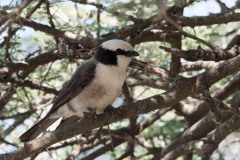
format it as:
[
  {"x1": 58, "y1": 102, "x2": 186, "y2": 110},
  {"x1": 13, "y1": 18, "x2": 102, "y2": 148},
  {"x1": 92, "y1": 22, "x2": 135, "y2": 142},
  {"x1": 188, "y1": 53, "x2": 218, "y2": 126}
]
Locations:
[{"x1": 0, "y1": 0, "x2": 240, "y2": 159}]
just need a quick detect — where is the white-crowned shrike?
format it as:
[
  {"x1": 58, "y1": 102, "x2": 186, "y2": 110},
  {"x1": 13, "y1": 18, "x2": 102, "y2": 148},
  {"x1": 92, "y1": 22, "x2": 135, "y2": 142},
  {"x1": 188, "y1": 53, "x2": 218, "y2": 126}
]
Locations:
[{"x1": 19, "y1": 39, "x2": 139, "y2": 142}]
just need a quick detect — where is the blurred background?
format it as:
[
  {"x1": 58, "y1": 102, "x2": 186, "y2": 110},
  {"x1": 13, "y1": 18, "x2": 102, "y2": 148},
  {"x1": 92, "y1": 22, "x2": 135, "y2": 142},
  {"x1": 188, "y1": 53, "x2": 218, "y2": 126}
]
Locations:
[{"x1": 0, "y1": 0, "x2": 240, "y2": 159}]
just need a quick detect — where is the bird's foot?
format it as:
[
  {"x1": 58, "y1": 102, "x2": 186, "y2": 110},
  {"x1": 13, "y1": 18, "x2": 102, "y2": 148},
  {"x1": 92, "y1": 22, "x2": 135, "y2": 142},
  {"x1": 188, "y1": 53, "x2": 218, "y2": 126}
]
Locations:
[
  {"x1": 83, "y1": 107, "x2": 98, "y2": 122},
  {"x1": 104, "y1": 105, "x2": 123, "y2": 117}
]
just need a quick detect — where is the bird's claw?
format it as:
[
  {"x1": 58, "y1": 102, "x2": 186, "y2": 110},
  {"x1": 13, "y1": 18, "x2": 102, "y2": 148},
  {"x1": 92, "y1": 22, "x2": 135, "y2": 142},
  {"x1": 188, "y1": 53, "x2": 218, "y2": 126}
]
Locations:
[{"x1": 83, "y1": 107, "x2": 98, "y2": 122}]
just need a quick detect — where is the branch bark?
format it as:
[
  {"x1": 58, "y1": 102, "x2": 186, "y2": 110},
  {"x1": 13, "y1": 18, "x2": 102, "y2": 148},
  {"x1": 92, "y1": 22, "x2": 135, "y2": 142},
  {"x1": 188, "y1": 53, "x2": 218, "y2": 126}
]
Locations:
[{"x1": 1, "y1": 54, "x2": 240, "y2": 160}]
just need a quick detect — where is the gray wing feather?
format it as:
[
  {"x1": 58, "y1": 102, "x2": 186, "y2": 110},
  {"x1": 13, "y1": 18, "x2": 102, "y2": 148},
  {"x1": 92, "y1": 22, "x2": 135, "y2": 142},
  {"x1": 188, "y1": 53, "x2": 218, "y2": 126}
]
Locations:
[
  {"x1": 47, "y1": 60, "x2": 96, "y2": 116},
  {"x1": 19, "y1": 60, "x2": 96, "y2": 142}
]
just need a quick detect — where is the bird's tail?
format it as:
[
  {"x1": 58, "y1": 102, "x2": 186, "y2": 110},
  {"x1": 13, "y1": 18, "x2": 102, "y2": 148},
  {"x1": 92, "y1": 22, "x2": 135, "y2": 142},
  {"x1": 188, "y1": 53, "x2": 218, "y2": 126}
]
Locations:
[{"x1": 19, "y1": 117, "x2": 58, "y2": 142}]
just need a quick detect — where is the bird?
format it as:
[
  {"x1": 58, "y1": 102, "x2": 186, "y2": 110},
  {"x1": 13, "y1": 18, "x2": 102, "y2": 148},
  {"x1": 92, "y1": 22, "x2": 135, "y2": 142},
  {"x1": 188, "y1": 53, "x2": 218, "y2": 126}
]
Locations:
[{"x1": 19, "y1": 39, "x2": 139, "y2": 142}]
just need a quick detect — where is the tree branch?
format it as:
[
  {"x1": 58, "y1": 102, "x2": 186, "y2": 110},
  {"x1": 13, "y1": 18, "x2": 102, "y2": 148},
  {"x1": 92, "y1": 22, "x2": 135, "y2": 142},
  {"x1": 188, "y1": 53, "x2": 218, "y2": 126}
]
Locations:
[{"x1": 1, "y1": 54, "x2": 240, "y2": 159}]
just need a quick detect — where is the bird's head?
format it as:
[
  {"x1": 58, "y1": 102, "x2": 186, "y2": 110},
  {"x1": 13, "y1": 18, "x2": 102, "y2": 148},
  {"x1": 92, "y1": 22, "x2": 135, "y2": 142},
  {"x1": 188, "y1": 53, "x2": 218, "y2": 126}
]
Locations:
[{"x1": 95, "y1": 39, "x2": 139, "y2": 66}]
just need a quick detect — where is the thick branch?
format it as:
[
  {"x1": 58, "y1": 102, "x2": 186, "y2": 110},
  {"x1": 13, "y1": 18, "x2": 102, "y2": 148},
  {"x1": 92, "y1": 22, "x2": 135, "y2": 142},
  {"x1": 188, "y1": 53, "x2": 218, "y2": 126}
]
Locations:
[
  {"x1": 180, "y1": 12, "x2": 240, "y2": 27},
  {"x1": 0, "y1": 51, "x2": 58, "y2": 75},
  {"x1": 2, "y1": 54, "x2": 240, "y2": 159},
  {"x1": 160, "y1": 45, "x2": 240, "y2": 62},
  {"x1": 14, "y1": 17, "x2": 97, "y2": 47}
]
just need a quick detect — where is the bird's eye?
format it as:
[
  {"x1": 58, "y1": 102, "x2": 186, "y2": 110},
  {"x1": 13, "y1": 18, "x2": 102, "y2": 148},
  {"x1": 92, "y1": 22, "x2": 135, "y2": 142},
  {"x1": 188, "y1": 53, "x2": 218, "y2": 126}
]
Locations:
[{"x1": 116, "y1": 48, "x2": 123, "y2": 54}]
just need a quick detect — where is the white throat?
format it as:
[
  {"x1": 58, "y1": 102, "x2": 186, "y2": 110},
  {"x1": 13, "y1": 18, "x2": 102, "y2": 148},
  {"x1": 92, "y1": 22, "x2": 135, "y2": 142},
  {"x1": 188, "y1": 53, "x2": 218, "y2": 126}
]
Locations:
[{"x1": 116, "y1": 55, "x2": 132, "y2": 71}]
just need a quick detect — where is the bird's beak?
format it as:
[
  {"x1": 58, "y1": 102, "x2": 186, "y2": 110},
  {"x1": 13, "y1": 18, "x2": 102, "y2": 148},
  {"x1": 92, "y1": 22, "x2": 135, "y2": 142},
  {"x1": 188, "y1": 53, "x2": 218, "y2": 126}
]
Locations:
[{"x1": 125, "y1": 51, "x2": 139, "y2": 57}]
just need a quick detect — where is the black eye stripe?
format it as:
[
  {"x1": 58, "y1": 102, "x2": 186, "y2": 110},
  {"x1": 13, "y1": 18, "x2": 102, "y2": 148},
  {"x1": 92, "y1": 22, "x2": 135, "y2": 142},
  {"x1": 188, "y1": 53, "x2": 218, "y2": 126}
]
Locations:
[{"x1": 98, "y1": 46, "x2": 131, "y2": 56}]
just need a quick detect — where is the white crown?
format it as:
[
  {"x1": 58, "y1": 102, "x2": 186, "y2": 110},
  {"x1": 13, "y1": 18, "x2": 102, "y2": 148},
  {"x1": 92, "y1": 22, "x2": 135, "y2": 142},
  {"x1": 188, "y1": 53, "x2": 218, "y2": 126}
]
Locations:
[{"x1": 101, "y1": 39, "x2": 134, "y2": 52}]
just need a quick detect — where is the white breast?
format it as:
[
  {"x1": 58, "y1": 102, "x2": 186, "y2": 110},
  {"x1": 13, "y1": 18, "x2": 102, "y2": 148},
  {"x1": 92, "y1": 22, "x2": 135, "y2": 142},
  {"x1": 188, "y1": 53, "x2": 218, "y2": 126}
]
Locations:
[
  {"x1": 50, "y1": 56, "x2": 131, "y2": 119},
  {"x1": 90, "y1": 63, "x2": 127, "y2": 112},
  {"x1": 53, "y1": 63, "x2": 127, "y2": 119}
]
